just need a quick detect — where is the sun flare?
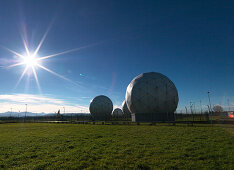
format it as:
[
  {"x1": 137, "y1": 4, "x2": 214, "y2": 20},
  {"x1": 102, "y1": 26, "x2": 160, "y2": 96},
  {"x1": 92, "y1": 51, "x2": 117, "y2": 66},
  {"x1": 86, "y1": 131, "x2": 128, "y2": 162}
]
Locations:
[
  {"x1": 23, "y1": 54, "x2": 38, "y2": 67},
  {"x1": 3, "y1": 24, "x2": 91, "y2": 91}
]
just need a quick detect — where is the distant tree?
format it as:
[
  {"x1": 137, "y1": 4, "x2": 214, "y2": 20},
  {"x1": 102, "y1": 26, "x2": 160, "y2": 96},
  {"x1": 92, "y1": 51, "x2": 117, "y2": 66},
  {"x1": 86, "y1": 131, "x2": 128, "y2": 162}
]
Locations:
[{"x1": 213, "y1": 105, "x2": 223, "y2": 113}]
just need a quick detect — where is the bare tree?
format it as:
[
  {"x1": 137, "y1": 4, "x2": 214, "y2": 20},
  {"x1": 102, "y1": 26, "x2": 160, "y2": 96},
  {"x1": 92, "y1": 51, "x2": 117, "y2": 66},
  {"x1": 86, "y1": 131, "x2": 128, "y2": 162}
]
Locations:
[{"x1": 213, "y1": 105, "x2": 223, "y2": 113}]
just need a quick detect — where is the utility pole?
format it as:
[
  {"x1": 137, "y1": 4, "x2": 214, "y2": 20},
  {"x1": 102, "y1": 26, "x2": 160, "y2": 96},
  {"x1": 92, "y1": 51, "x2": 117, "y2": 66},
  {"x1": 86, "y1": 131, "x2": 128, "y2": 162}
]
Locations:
[{"x1": 63, "y1": 107, "x2": 65, "y2": 114}]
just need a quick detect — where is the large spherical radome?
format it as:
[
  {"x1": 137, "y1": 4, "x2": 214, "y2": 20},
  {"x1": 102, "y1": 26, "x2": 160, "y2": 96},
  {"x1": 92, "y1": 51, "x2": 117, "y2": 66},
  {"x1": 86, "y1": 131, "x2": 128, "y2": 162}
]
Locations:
[
  {"x1": 112, "y1": 108, "x2": 123, "y2": 117},
  {"x1": 89, "y1": 95, "x2": 113, "y2": 120},
  {"x1": 122, "y1": 100, "x2": 131, "y2": 117},
  {"x1": 125, "y1": 72, "x2": 179, "y2": 115}
]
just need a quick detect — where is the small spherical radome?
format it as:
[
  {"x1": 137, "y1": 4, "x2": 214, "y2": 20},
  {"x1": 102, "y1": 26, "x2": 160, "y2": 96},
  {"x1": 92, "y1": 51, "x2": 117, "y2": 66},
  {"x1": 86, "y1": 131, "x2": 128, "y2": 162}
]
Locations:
[
  {"x1": 125, "y1": 72, "x2": 179, "y2": 115},
  {"x1": 112, "y1": 108, "x2": 123, "y2": 117},
  {"x1": 122, "y1": 100, "x2": 131, "y2": 117},
  {"x1": 89, "y1": 95, "x2": 113, "y2": 119}
]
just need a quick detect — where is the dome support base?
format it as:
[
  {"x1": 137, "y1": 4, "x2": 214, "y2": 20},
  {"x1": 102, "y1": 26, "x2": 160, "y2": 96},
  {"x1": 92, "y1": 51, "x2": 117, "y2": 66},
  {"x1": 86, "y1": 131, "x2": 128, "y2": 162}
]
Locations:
[{"x1": 131, "y1": 112, "x2": 175, "y2": 122}]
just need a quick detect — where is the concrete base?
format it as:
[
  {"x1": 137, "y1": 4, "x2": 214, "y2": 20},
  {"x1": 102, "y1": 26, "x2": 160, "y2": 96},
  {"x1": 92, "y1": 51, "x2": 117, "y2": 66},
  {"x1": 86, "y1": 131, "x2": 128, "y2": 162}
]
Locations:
[
  {"x1": 131, "y1": 112, "x2": 175, "y2": 122},
  {"x1": 92, "y1": 115, "x2": 111, "y2": 121}
]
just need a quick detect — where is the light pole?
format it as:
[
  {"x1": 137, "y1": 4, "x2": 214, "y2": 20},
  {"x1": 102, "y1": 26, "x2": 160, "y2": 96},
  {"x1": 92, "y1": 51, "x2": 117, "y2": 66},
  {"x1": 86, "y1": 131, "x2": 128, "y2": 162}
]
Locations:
[
  {"x1": 200, "y1": 100, "x2": 203, "y2": 114},
  {"x1": 200, "y1": 100, "x2": 203, "y2": 121},
  {"x1": 193, "y1": 102, "x2": 196, "y2": 114},
  {"x1": 63, "y1": 107, "x2": 65, "y2": 121},
  {"x1": 207, "y1": 91, "x2": 212, "y2": 125},
  {"x1": 25, "y1": 104, "x2": 27, "y2": 122},
  {"x1": 63, "y1": 107, "x2": 65, "y2": 114},
  {"x1": 190, "y1": 102, "x2": 194, "y2": 122},
  {"x1": 227, "y1": 99, "x2": 230, "y2": 112},
  {"x1": 190, "y1": 102, "x2": 194, "y2": 113},
  {"x1": 207, "y1": 91, "x2": 212, "y2": 112},
  {"x1": 185, "y1": 106, "x2": 188, "y2": 121}
]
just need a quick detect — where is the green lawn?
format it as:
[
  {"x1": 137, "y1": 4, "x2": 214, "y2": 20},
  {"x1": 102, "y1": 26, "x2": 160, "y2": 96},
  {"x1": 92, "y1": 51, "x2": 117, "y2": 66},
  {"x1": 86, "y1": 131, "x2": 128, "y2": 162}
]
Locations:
[{"x1": 0, "y1": 123, "x2": 233, "y2": 169}]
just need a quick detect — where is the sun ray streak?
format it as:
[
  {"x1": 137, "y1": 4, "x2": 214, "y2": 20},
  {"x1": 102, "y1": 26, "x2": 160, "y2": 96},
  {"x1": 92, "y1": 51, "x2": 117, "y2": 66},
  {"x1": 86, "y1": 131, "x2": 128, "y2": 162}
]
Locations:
[
  {"x1": 7, "y1": 62, "x2": 25, "y2": 68},
  {"x1": 14, "y1": 66, "x2": 28, "y2": 88},
  {"x1": 1, "y1": 46, "x2": 25, "y2": 59},
  {"x1": 37, "y1": 43, "x2": 99, "y2": 61},
  {"x1": 4, "y1": 19, "x2": 98, "y2": 91},
  {"x1": 33, "y1": 23, "x2": 53, "y2": 57},
  {"x1": 21, "y1": 34, "x2": 30, "y2": 56},
  {"x1": 32, "y1": 66, "x2": 41, "y2": 92},
  {"x1": 37, "y1": 64, "x2": 79, "y2": 86}
]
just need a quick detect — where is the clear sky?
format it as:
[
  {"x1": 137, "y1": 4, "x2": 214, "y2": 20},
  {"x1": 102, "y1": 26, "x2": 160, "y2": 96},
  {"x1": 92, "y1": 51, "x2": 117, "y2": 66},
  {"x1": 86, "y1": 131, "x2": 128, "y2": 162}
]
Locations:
[{"x1": 0, "y1": 0, "x2": 233, "y2": 113}]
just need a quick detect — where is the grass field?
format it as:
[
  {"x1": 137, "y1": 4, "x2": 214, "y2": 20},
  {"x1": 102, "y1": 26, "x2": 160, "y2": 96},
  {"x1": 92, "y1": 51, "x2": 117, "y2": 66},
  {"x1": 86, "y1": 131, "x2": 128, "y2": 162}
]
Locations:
[{"x1": 0, "y1": 123, "x2": 233, "y2": 169}]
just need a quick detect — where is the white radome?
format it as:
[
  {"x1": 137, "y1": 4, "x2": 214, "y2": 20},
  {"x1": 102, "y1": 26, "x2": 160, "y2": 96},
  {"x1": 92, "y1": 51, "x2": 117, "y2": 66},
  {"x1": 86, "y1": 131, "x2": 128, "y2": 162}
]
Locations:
[
  {"x1": 89, "y1": 95, "x2": 113, "y2": 120},
  {"x1": 125, "y1": 72, "x2": 178, "y2": 121},
  {"x1": 112, "y1": 108, "x2": 123, "y2": 117},
  {"x1": 122, "y1": 100, "x2": 131, "y2": 118}
]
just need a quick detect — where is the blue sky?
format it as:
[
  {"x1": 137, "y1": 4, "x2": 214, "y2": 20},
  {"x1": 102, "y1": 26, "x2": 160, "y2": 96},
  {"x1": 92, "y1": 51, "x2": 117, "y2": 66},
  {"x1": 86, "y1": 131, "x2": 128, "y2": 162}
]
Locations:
[{"x1": 0, "y1": 0, "x2": 233, "y2": 113}]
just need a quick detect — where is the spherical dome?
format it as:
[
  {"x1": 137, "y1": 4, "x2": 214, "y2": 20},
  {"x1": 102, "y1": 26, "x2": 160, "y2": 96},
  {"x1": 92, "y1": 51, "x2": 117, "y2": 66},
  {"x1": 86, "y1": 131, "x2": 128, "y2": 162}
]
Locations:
[
  {"x1": 112, "y1": 108, "x2": 123, "y2": 117},
  {"x1": 122, "y1": 100, "x2": 131, "y2": 117},
  {"x1": 89, "y1": 95, "x2": 113, "y2": 120},
  {"x1": 126, "y1": 72, "x2": 178, "y2": 115}
]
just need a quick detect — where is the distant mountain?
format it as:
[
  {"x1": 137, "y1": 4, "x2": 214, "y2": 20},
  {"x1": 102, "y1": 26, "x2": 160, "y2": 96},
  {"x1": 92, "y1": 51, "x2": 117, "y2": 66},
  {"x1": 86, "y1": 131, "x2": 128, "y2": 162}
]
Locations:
[
  {"x1": 0, "y1": 112, "x2": 46, "y2": 117},
  {"x1": 0, "y1": 112, "x2": 90, "y2": 117}
]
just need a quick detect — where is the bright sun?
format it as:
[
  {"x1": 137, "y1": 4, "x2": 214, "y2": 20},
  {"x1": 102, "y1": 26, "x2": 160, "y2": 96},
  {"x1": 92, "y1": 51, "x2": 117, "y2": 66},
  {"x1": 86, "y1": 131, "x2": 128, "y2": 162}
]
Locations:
[
  {"x1": 23, "y1": 54, "x2": 38, "y2": 67},
  {"x1": 4, "y1": 25, "x2": 87, "y2": 90}
]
